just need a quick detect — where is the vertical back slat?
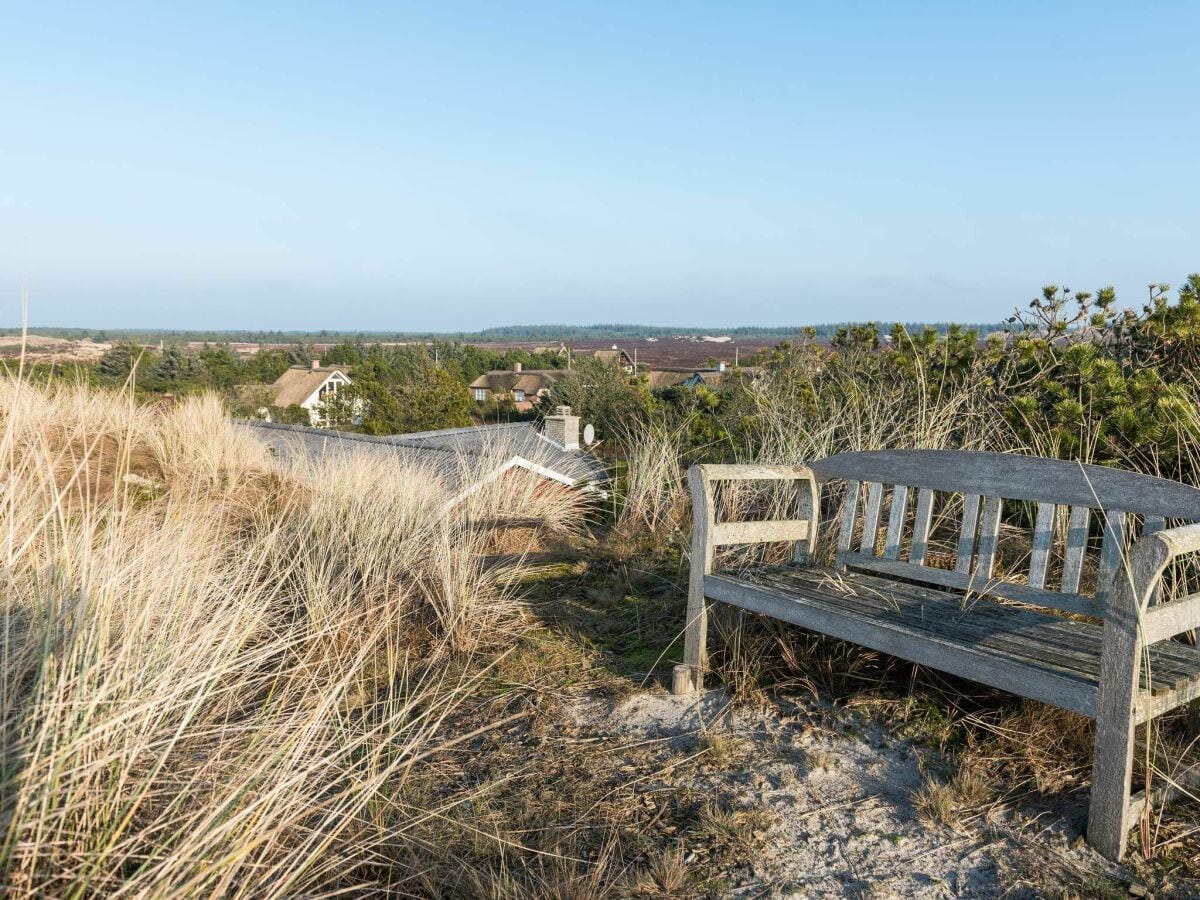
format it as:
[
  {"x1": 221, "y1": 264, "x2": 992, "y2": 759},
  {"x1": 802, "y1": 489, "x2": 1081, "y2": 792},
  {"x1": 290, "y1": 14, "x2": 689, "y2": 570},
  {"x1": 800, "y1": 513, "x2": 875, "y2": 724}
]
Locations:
[
  {"x1": 884, "y1": 484, "x2": 909, "y2": 559},
  {"x1": 1028, "y1": 502, "x2": 1056, "y2": 590},
  {"x1": 860, "y1": 482, "x2": 884, "y2": 555},
  {"x1": 909, "y1": 488, "x2": 935, "y2": 566},
  {"x1": 955, "y1": 493, "x2": 982, "y2": 574},
  {"x1": 1143, "y1": 515, "x2": 1166, "y2": 606},
  {"x1": 1060, "y1": 505, "x2": 1091, "y2": 594},
  {"x1": 1095, "y1": 509, "x2": 1127, "y2": 609},
  {"x1": 836, "y1": 479, "x2": 861, "y2": 568},
  {"x1": 974, "y1": 496, "x2": 1003, "y2": 579}
]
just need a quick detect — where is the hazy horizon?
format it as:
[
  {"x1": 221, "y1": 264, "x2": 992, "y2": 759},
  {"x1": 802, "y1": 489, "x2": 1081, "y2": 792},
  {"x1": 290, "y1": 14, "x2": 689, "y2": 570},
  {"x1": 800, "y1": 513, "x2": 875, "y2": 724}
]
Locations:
[
  {"x1": 3, "y1": 2, "x2": 1197, "y2": 330},
  {"x1": 0, "y1": 319, "x2": 1009, "y2": 339}
]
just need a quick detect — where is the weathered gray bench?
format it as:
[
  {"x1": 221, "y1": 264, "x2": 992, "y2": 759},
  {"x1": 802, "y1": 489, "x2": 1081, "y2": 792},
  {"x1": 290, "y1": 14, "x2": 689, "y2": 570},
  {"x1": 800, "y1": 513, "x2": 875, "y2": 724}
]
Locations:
[{"x1": 671, "y1": 450, "x2": 1200, "y2": 861}]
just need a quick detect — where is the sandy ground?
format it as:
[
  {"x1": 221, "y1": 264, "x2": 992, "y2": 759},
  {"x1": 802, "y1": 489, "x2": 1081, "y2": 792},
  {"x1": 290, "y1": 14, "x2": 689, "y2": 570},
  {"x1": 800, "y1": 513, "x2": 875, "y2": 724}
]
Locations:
[{"x1": 599, "y1": 689, "x2": 1193, "y2": 898}]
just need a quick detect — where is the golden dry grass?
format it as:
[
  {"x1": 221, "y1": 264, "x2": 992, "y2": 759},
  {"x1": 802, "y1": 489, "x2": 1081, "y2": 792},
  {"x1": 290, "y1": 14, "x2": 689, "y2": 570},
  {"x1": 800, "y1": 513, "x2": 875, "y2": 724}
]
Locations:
[{"x1": 0, "y1": 377, "x2": 587, "y2": 897}]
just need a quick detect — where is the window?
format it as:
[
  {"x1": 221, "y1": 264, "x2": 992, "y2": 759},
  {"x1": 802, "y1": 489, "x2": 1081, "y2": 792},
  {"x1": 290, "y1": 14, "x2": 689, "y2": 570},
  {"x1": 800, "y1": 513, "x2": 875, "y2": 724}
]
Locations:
[
  {"x1": 474, "y1": 389, "x2": 488, "y2": 402},
  {"x1": 513, "y1": 390, "x2": 526, "y2": 403}
]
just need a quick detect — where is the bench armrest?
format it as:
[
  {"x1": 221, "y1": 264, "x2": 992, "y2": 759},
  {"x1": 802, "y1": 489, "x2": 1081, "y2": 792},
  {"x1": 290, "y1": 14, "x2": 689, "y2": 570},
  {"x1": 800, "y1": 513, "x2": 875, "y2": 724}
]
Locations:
[
  {"x1": 1135, "y1": 523, "x2": 1200, "y2": 643},
  {"x1": 1147, "y1": 521, "x2": 1200, "y2": 559},
  {"x1": 688, "y1": 464, "x2": 819, "y2": 572},
  {"x1": 695, "y1": 463, "x2": 817, "y2": 482},
  {"x1": 1109, "y1": 523, "x2": 1200, "y2": 645}
]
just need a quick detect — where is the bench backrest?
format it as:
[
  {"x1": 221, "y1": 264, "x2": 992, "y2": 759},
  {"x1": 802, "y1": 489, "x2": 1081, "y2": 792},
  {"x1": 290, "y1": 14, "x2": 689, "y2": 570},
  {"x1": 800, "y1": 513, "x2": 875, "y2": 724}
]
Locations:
[{"x1": 808, "y1": 450, "x2": 1200, "y2": 618}]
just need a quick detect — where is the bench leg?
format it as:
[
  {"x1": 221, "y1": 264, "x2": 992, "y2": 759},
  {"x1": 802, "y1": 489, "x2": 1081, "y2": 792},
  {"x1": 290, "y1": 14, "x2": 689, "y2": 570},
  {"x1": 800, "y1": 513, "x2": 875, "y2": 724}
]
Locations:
[
  {"x1": 1088, "y1": 625, "x2": 1141, "y2": 861},
  {"x1": 1187, "y1": 698, "x2": 1200, "y2": 741},
  {"x1": 674, "y1": 579, "x2": 708, "y2": 695},
  {"x1": 1088, "y1": 706, "x2": 1138, "y2": 861},
  {"x1": 676, "y1": 466, "x2": 715, "y2": 695}
]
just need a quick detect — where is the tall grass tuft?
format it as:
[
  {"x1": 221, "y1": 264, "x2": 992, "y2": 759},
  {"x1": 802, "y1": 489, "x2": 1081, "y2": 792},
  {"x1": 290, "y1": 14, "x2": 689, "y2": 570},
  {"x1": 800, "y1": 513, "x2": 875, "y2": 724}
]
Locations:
[
  {"x1": 615, "y1": 417, "x2": 690, "y2": 537},
  {"x1": 0, "y1": 378, "x2": 581, "y2": 896}
]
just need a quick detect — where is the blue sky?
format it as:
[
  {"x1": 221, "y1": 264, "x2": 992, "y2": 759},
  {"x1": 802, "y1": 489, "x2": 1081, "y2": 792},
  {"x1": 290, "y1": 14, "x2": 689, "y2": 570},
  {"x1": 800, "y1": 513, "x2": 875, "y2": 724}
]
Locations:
[{"x1": 2, "y1": 1, "x2": 1197, "y2": 330}]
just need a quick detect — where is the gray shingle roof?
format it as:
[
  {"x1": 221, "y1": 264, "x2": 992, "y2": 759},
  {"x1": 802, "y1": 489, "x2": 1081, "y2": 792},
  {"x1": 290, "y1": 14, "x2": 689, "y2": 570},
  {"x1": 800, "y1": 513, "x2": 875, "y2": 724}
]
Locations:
[
  {"x1": 379, "y1": 422, "x2": 608, "y2": 485},
  {"x1": 238, "y1": 419, "x2": 608, "y2": 503},
  {"x1": 240, "y1": 419, "x2": 466, "y2": 487}
]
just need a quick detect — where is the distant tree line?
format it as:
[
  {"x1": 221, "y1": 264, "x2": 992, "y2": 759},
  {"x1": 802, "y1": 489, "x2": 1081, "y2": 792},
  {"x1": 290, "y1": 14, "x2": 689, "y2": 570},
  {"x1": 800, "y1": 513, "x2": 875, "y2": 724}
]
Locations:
[{"x1": 1, "y1": 321, "x2": 1006, "y2": 345}]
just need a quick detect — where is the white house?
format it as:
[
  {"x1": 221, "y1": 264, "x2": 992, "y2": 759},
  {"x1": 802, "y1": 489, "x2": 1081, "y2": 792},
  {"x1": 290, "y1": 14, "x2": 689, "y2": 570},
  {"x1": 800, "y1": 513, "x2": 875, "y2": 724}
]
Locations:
[{"x1": 268, "y1": 360, "x2": 354, "y2": 426}]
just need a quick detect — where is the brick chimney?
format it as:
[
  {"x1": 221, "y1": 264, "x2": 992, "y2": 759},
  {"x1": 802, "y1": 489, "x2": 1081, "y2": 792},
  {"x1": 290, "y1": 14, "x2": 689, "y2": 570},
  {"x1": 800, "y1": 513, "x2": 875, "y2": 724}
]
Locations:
[
  {"x1": 513, "y1": 361, "x2": 523, "y2": 373},
  {"x1": 310, "y1": 359, "x2": 321, "y2": 371},
  {"x1": 544, "y1": 405, "x2": 579, "y2": 450}
]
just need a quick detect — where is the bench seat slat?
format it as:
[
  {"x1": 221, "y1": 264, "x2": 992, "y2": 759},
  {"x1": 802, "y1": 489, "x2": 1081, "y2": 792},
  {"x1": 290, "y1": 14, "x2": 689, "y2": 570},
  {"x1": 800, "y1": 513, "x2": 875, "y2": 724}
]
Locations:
[
  {"x1": 750, "y1": 571, "x2": 1108, "y2": 678},
  {"x1": 704, "y1": 567, "x2": 1200, "y2": 719},
  {"x1": 704, "y1": 571, "x2": 1100, "y2": 717},
  {"x1": 790, "y1": 565, "x2": 1200, "y2": 682},
  {"x1": 753, "y1": 568, "x2": 1200, "y2": 690}
]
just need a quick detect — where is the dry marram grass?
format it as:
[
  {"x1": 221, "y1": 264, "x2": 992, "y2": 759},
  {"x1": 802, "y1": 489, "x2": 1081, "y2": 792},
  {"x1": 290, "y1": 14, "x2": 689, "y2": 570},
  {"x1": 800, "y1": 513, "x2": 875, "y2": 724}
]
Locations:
[{"x1": 0, "y1": 378, "x2": 586, "y2": 896}]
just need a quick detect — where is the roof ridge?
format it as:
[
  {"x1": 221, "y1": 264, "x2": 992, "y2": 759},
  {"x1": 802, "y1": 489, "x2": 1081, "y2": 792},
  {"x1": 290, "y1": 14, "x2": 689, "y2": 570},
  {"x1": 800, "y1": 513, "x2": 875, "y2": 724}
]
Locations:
[
  {"x1": 481, "y1": 368, "x2": 562, "y2": 373},
  {"x1": 238, "y1": 418, "x2": 608, "y2": 485},
  {"x1": 384, "y1": 422, "x2": 534, "y2": 441},
  {"x1": 237, "y1": 418, "x2": 460, "y2": 456}
]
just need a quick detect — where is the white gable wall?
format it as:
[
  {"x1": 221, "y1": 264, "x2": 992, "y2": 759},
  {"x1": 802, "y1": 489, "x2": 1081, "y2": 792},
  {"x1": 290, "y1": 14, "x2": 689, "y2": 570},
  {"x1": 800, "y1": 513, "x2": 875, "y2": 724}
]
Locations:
[{"x1": 301, "y1": 371, "x2": 354, "y2": 426}]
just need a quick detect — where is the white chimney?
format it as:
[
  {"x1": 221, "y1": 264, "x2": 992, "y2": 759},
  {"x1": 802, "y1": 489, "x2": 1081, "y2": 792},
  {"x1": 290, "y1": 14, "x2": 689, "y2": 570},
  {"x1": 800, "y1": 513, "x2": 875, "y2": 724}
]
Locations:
[
  {"x1": 311, "y1": 359, "x2": 321, "y2": 371},
  {"x1": 513, "y1": 361, "x2": 523, "y2": 373},
  {"x1": 544, "y1": 405, "x2": 579, "y2": 450},
  {"x1": 718, "y1": 361, "x2": 727, "y2": 373}
]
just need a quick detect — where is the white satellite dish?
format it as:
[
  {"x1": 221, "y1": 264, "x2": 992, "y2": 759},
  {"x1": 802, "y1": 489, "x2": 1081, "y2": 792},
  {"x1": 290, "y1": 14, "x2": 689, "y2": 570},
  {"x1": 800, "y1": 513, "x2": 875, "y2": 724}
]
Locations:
[{"x1": 582, "y1": 423, "x2": 595, "y2": 445}]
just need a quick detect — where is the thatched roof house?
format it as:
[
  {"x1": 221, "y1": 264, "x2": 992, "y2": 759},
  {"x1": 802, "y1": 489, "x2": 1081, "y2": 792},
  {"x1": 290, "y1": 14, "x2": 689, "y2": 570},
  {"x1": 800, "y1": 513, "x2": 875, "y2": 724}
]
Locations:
[{"x1": 269, "y1": 361, "x2": 353, "y2": 425}]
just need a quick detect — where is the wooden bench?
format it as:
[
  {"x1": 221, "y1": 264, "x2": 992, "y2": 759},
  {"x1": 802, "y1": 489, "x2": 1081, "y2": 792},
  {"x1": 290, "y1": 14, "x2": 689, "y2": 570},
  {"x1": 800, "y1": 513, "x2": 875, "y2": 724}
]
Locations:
[{"x1": 671, "y1": 451, "x2": 1200, "y2": 861}]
